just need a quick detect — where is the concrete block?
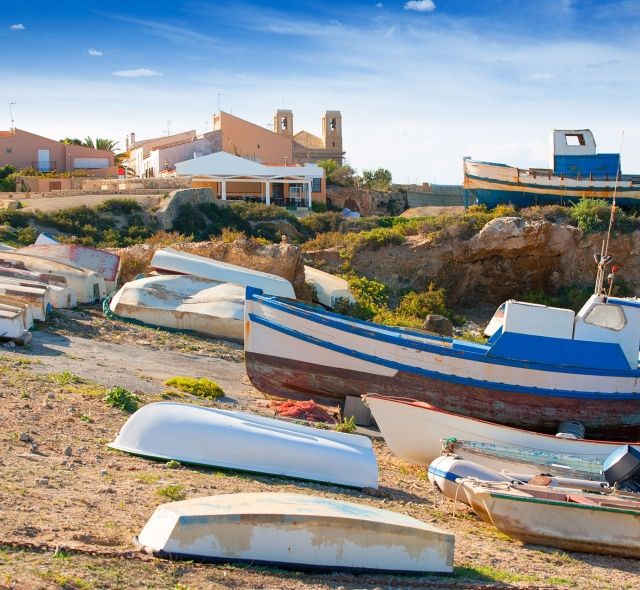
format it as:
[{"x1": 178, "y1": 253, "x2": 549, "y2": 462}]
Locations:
[{"x1": 344, "y1": 396, "x2": 372, "y2": 426}]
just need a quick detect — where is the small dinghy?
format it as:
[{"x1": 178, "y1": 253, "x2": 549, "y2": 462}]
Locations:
[
  {"x1": 151, "y1": 248, "x2": 296, "y2": 298},
  {"x1": 135, "y1": 492, "x2": 454, "y2": 573},
  {"x1": 20, "y1": 243, "x2": 121, "y2": 292},
  {"x1": 304, "y1": 265, "x2": 355, "y2": 309},
  {"x1": 0, "y1": 276, "x2": 75, "y2": 309},
  {"x1": 108, "y1": 275, "x2": 245, "y2": 340},
  {"x1": 0, "y1": 252, "x2": 105, "y2": 303},
  {"x1": 109, "y1": 402, "x2": 379, "y2": 489},
  {"x1": 0, "y1": 305, "x2": 31, "y2": 345},
  {"x1": 0, "y1": 282, "x2": 50, "y2": 321},
  {"x1": 0, "y1": 300, "x2": 33, "y2": 329}
]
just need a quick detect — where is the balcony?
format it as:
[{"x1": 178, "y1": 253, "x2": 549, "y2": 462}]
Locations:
[{"x1": 31, "y1": 161, "x2": 57, "y2": 172}]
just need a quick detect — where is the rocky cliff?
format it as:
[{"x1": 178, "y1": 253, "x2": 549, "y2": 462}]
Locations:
[
  {"x1": 305, "y1": 217, "x2": 640, "y2": 306},
  {"x1": 327, "y1": 186, "x2": 407, "y2": 216}
]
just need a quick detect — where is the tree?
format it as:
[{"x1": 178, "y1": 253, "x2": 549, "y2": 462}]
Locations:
[
  {"x1": 317, "y1": 159, "x2": 338, "y2": 177},
  {"x1": 83, "y1": 137, "x2": 119, "y2": 152},
  {"x1": 361, "y1": 168, "x2": 392, "y2": 190},
  {"x1": 60, "y1": 138, "x2": 82, "y2": 145}
]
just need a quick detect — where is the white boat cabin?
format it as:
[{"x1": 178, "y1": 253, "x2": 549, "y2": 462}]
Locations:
[{"x1": 487, "y1": 295, "x2": 640, "y2": 371}]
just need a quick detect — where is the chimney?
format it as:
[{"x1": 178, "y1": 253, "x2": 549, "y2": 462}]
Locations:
[{"x1": 129, "y1": 132, "x2": 136, "y2": 148}]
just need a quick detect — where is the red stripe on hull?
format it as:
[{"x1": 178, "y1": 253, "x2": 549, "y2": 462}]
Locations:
[{"x1": 245, "y1": 352, "x2": 640, "y2": 439}]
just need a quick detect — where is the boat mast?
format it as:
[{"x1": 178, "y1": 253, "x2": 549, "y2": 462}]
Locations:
[{"x1": 594, "y1": 132, "x2": 624, "y2": 295}]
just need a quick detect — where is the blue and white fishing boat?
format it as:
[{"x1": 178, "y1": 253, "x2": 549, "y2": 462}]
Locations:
[
  {"x1": 245, "y1": 288, "x2": 640, "y2": 437},
  {"x1": 464, "y1": 129, "x2": 640, "y2": 207}
]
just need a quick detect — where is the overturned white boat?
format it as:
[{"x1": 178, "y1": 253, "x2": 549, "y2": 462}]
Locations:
[
  {"x1": 151, "y1": 248, "x2": 296, "y2": 298},
  {"x1": 136, "y1": 492, "x2": 454, "y2": 573},
  {"x1": 0, "y1": 252, "x2": 106, "y2": 303},
  {"x1": 304, "y1": 265, "x2": 355, "y2": 309},
  {"x1": 20, "y1": 243, "x2": 121, "y2": 292},
  {"x1": 0, "y1": 282, "x2": 50, "y2": 321},
  {"x1": 0, "y1": 300, "x2": 33, "y2": 329},
  {"x1": 108, "y1": 275, "x2": 244, "y2": 340},
  {"x1": 0, "y1": 304, "x2": 31, "y2": 345},
  {"x1": 109, "y1": 402, "x2": 379, "y2": 489},
  {"x1": 0, "y1": 276, "x2": 76, "y2": 309}
]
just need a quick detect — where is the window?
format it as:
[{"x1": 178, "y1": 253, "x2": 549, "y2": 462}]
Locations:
[
  {"x1": 332, "y1": 141, "x2": 335, "y2": 148},
  {"x1": 281, "y1": 117, "x2": 287, "y2": 130},
  {"x1": 329, "y1": 117, "x2": 336, "y2": 131},
  {"x1": 566, "y1": 133, "x2": 586, "y2": 146},
  {"x1": 312, "y1": 177, "x2": 321, "y2": 192},
  {"x1": 584, "y1": 304, "x2": 626, "y2": 331},
  {"x1": 5, "y1": 147, "x2": 12, "y2": 154}
]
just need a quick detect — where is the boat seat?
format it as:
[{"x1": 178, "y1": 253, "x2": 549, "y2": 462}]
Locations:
[{"x1": 567, "y1": 494, "x2": 599, "y2": 506}]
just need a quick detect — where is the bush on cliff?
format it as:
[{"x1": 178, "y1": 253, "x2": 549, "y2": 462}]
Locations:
[{"x1": 569, "y1": 198, "x2": 635, "y2": 234}]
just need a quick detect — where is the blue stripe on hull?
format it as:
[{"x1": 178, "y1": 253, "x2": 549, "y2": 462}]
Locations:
[
  {"x1": 248, "y1": 312, "x2": 640, "y2": 401},
  {"x1": 467, "y1": 187, "x2": 640, "y2": 208}
]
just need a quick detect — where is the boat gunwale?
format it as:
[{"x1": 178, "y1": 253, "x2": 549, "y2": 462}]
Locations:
[
  {"x1": 363, "y1": 394, "x2": 640, "y2": 447},
  {"x1": 487, "y1": 490, "x2": 640, "y2": 516},
  {"x1": 250, "y1": 293, "x2": 640, "y2": 378}
]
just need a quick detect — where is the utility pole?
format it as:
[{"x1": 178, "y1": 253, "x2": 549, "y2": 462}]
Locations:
[{"x1": 8, "y1": 102, "x2": 16, "y2": 129}]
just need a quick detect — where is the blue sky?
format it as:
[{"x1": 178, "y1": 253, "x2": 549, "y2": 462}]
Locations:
[{"x1": 2, "y1": 0, "x2": 640, "y2": 183}]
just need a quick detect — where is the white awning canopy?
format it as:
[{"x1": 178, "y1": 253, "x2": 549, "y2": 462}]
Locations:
[{"x1": 175, "y1": 151, "x2": 323, "y2": 180}]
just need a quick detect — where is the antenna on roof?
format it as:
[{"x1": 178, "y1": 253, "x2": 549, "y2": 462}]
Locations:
[
  {"x1": 217, "y1": 93, "x2": 225, "y2": 112},
  {"x1": 166, "y1": 120, "x2": 171, "y2": 136},
  {"x1": 8, "y1": 101, "x2": 16, "y2": 129}
]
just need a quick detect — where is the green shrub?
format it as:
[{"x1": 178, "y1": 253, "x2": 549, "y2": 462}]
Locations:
[
  {"x1": 396, "y1": 283, "x2": 464, "y2": 325},
  {"x1": 569, "y1": 198, "x2": 634, "y2": 234},
  {"x1": 16, "y1": 226, "x2": 37, "y2": 245},
  {"x1": 157, "y1": 484, "x2": 186, "y2": 502},
  {"x1": 164, "y1": 376, "x2": 224, "y2": 400},
  {"x1": 103, "y1": 386, "x2": 140, "y2": 413},
  {"x1": 335, "y1": 415, "x2": 357, "y2": 433},
  {"x1": 95, "y1": 198, "x2": 142, "y2": 215}
]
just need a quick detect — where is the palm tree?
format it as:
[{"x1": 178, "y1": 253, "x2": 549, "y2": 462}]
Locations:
[
  {"x1": 60, "y1": 137, "x2": 83, "y2": 145},
  {"x1": 83, "y1": 137, "x2": 119, "y2": 152}
]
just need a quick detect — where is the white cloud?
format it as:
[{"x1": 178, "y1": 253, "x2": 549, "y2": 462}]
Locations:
[
  {"x1": 10, "y1": 24, "x2": 25, "y2": 30},
  {"x1": 375, "y1": 2, "x2": 384, "y2": 7},
  {"x1": 404, "y1": 1, "x2": 436, "y2": 12},
  {"x1": 112, "y1": 68, "x2": 163, "y2": 78},
  {"x1": 88, "y1": 48, "x2": 104, "y2": 57}
]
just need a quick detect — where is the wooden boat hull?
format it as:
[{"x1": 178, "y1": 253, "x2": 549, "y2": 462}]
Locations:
[
  {"x1": 245, "y1": 291, "x2": 640, "y2": 436},
  {"x1": 464, "y1": 159, "x2": 640, "y2": 208},
  {"x1": 136, "y1": 492, "x2": 454, "y2": 573},
  {"x1": 151, "y1": 248, "x2": 296, "y2": 298},
  {"x1": 465, "y1": 485, "x2": 640, "y2": 558},
  {"x1": 108, "y1": 402, "x2": 379, "y2": 489},
  {"x1": 365, "y1": 394, "x2": 640, "y2": 466},
  {"x1": 20, "y1": 244, "x2": 121, "y2": 292},
  {"x1": 0, "y1": 283, "x2": 50, "y2": 321},
  {"x1": 0, "y1": 276, "x2": 75, "y2": 309},
  {"x1": 109, "y1": 275, "x2": 244, "y2": 341}
]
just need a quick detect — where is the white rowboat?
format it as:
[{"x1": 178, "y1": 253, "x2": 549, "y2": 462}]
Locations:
[
  {"x1": 20, "y1": 244, "x2": 121, "y2": 292},
  {"x1": 151, "y1": 248, "x2": 296, "y2": 298},
  {"x1": 108, "y1": 275, "x2": 244, "y2": 340},
  {"x1": 0, "y1": 252, "x2": 105, "y2": 303},
  {"x1": 0, "y1": 305, "x2": 30, "y2": 344},
  {"x1": 0, "y1": 301, "x2": 33, "y2": 329},
  {"x1": 0, "y1": 282, "x2": 50, "y2": 321},
  {"x1": 364, "y1": 394, "x2": 640, "y2": 470},
  {"x1": 109, "y1": 402, "x2": 379, "y2": 489},
  {"x1": 136, "y1": 492, "x2": 454, "y2": 573}
]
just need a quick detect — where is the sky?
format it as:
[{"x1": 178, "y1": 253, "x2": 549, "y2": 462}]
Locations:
[{"x1": 2, "y1": 0, "x2": 640, "y2": 183}]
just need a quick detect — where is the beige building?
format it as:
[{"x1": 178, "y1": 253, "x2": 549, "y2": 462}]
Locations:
[
  {"x1": 0, "y1": 128, "x2": 115, "y2": 172},
  {"x1": 273, "y1": 109, "x2": 344, "y2": 165}
]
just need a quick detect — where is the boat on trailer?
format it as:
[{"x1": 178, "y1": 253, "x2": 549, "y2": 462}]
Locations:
[
  {"x1": 136, "y1": 492, "x2": 454, "y2": 573},
  {"x1": 151, "y1": 248, "x2": 296, "y2": 298},
  {"x1": 109, "y1": 402, "x2": 379, "y2": 489},
  {"x1": 108, "y1": 275, "x2": 245, "y2": 341},
  {"x1": 245, "y1": 287, "x2": 640, "y2": 436},
  {"x1": 464, "y1": 129, "x2": 640, "y2": 208}
]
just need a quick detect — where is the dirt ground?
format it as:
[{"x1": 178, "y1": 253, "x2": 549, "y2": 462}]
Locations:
[{"x1": 0, "y1": 307, "x2": 639, "y2": 590}]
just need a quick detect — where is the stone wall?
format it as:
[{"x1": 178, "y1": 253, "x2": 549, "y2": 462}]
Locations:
[
  {"x1": 82, "y1": 177, "x2": 191, "y2": 192},
  {"x1": 326, "y1": 186, "x2": 407, "y2": 216},
  {"x1": 154, "y1": 188, "x2": 216, "y2": 230}
]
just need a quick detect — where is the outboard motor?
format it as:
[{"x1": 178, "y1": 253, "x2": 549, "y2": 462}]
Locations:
[{"x1": 602, "y1": 445, "x2": 640, "y2": 492}]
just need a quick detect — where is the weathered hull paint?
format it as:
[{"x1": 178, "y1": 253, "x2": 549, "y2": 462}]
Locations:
[
  {"x1": 464, "y1": 159, "x2": 640, "y2": 208},
  {"x1": 137, "y1": 492, "x2": 455, "y2": 573},
  {"x1": 246, "y1": 352, "x2": 640, "y2": 437},
  {"x1": 466, "y1": 487, "x2": 640, "y2": 558}
]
